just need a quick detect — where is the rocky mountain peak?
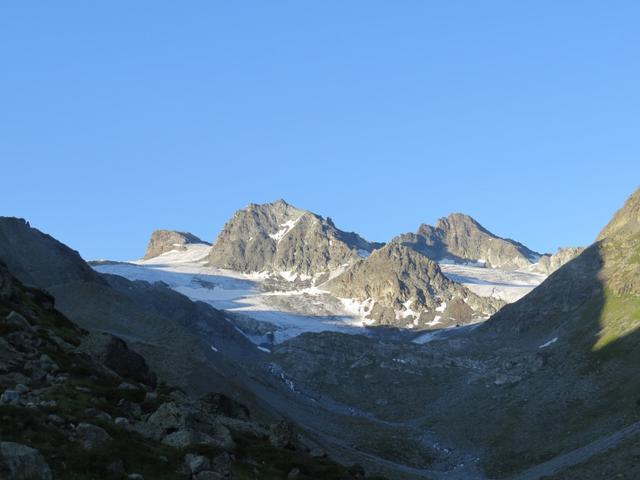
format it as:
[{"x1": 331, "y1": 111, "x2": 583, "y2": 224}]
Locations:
[
  {"x1": 597, "y1": 187, "x2": 640, "y2": 241},
  {"x1": 208, "y1": 201, "x2": 382, "y2": 278},
  {"x1": 434, "y1": 212, "x2": 488, "y2": 233},
  {"x1": 399, "y1": 213, "x2": 541, "y2": 270},
  {"x1": 327, "y1": 242, "x2": 503, "y2": 328},
  {"x1": 143, "y1": 230, "x2": 209, "y2": 260}
]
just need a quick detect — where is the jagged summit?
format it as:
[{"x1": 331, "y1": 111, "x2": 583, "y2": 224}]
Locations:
[
  {"x1": 395, "y1": 212, "x2": 542, "y2": 270},
  {"x1": 143, "y1": 230, "x2": 210, "y2": 260},
  {"x1": 327, "y1": 242, "x2": 503, "y2": 328},
  {"x1": 208, "y1": 200, "x2": 383, "y2": 277}
]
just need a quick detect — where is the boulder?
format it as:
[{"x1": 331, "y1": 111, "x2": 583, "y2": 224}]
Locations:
[
  {"x1": 161, "y1": 430, "x2": 214, "y2": 449},
  {"x1": 309, "y1": 447, "x2": 326, "y2": 458},
  {"x1": 76, "y1": 423, "x2": 111, "y2": 450},
  {"x1": 268, "y1": 421, "x2": 292, "y2": 448},
  {"x1": 0, "y1": 442, "x2": 52, "y2": 480},
  {"x1": 200, "y1": 392, "x2": 250, "y2": 420},
  {"x1": 184, "y1": 453, "x2": 210, "y2": 474},
  {"x1": 3, "y1": 312, "x2": 32, "y2": 331},
  {"x1": 288, "y1": 468, "x2": 301, "y2": 479},
  {"x1": 96, "y1": 335, "x2": 157, "y2": 388},
  {"x1": 147, "y1": 402, "x2": 189, "y2": 433},
  {"x1": 0, "y1": 390, "x2": 20, "y2": 405},
  {"x1": 210, "y1": 452, "x2": 232, "y2": 476}
]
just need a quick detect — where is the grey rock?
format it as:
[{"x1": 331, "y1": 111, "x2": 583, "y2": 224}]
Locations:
[
  {"x1": 161, "y1": 429, "x2": 215, "y2": 449},
  {"x1": 114, "y1": 417, "x2": 129, "y2": 426},
  {"x1": 288, "y1": 468, "x2": 301, "y2": 479},
  {"x1": 147, "y1": 402, "x2": 187, "y2": 433},
  {"x1": 118, "y1": 382, "x2": 139, "y2": 391},
  {"x1": 127, "y1": 474, "x2": 144, "y2": 480},
  {"x1": 144, "y1": 230, "x2": 209, "y2": 260},
  {"x1": 47, "y1": 414, "x2": 64, "y2": 425},
  {"x1": 327, "y1": 242, "x2": 503, "y2": 328},
  {"x1": 395, "y1": 213, "x2": 540, "y2": 270},
  {"x1": 0, "y1": 390, "x2": 20, "y2": 405},
  {"x1": 14, "y1": 384, "x2": 28, "y2": 395},
  {"x1": 533, "y1": 247, "x2": 584, "y2": 274},
  {"x1": 209, "y1": 199, "x2": 382, "y2": 278},
  {"x1": 92, "y1": 335, "x2": 157, "y2": 388},
  {"x1": 0, "y1": 217, "x2": 104, "y2": 289},
  {"x1": 76, "y1": 423, "x2": 111, "y2": 450},
  {"x1": 210, "y1": 452, "x2": 232, "y2": 475},
  {"x1": 0, "y1": 442, "x2": 52, "y2": 480},
  {"x1": 144, "y1": 391, "x2": 158, "y2": 402},
  {"x1": 127, "y1": 421, "x2": 163, "y2": 441},
  {"x1": 268, "y1": 421, "x2": 292, "y2": 448},
  {"x1": 3, "y1": 312, "x2": 32, "y2": 331},
  {"x1": 309, "y1": 447, "x2": 326, "y2": 458},
  {"x1": 185, "y1": 453, "x2": 210, "y2": 474}
]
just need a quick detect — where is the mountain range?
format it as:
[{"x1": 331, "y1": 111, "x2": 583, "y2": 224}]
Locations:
[{"x1": 1, "y1": 188, "x2": 638, "y2": 480}]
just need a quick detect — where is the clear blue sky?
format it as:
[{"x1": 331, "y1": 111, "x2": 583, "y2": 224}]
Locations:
[{"x1": 1, "y1": 2, "x2": 638, "y2": 260}]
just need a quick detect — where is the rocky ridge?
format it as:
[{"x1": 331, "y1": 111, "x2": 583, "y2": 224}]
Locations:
[
  {"x1": 395, "y1": 213, "x2": 540, "y2": 270},
  {"x1": 208, "y1": 200, "x2": 383, "y2": 280},
  {"x1": 327, "y1": 242, "x2": 503, "y2": 328}
]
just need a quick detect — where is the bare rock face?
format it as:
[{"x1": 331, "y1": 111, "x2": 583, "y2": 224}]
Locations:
[
  {"x1": 327, "y1": 242, "x2": 503, "y2": 328},
  {"x1": 396, "y1": 213, "x2": 540, "y2": 270},
  {"x1": 208, "y1": 199, "x2": 383, "y2": 278},
  {"x1": 533, "y1": 246, "x2": 585, "y2": 274},
  {"x1": 143, "y1": 230, "x2": 209, "y2": 260},
  {"x1": 598, "y1": 188, "x2": 640, "y2": 241}
]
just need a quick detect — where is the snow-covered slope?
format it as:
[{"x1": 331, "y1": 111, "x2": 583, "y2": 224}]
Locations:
[
  {"x1": 439, "y1": 263, "x2": 547, "y2": 303},
  {"x1": 94, "y1": 242, "x2": 551, "y2": 344},
  {"x1": 94, "y1": 244, "x2": 366, "y2": 343}
]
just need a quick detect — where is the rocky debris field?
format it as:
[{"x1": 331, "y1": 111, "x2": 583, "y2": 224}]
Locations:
[{"x1": 0, "y1": 262, "x2": 382, "y2": 480}]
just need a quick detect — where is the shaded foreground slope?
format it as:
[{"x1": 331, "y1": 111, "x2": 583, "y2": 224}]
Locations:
[{"x1": 0, "y1": 263, "x2": 378, "y2": 479}]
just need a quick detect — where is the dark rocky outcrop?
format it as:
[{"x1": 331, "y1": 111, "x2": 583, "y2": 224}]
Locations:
[{"x1": 92, "y1": 334, "x2": 157, "y2": 388}]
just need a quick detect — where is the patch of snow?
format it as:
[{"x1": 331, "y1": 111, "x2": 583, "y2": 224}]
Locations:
[
  {"x1": 397, "y1": 298, "x2": 419, "y2": 320},
  {"x1": 435, "y1": 302, "x2": 447, "y2": 313},
  {"x1": 210, "y1": 346, "x2": 218, "y2": 352},
  {"x1": 269, "y1": 217, "x2": 302, "y2": 243},
  {"x1": 539, "y1": 337, "x2": 558, "y2": 349},
  {"x1": 258, "y1": 346, "x2": 271, "y2": 353}
]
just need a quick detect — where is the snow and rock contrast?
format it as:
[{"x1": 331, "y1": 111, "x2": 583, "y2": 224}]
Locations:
[
  {"x1": 143, "y1": 230, "x2": 210, "y2": 260},
  {"x1": 326, "y1": 242, "x2": 503, "y2": 328},
  {"x1": 395, "y1": 213, "x2": 541, "y2": 270},
  {"x1": 208, "y1": 199, "x2": 383, "y2": 280},
  {"x1": 91, "y1": 202, "x2": 584, "y2": 343}
]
